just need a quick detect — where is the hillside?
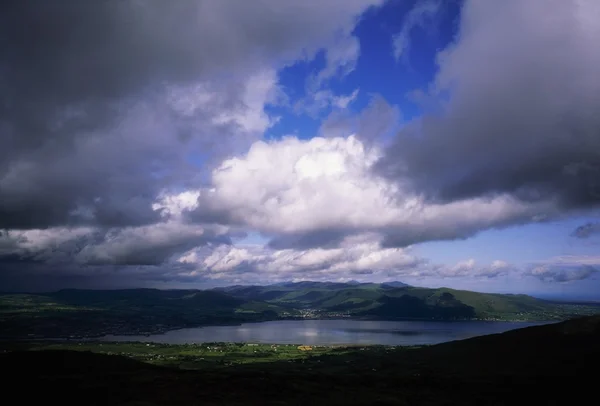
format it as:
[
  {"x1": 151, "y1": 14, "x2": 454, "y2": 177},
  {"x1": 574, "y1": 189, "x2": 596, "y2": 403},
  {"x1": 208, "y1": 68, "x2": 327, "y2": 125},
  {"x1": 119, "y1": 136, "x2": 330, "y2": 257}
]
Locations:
[
  {"x1": 0, "y1": 289, "x2": 289, "y2": 339},
  {"x1": 218, "y1": 282, "x2": 599, "y2": 321},
  {"x1": 2, "y1": 315, "x2": 599, "y2": 405},
  {"x1": 1, "y1": 282, "x2": 598, "y2": 339}
]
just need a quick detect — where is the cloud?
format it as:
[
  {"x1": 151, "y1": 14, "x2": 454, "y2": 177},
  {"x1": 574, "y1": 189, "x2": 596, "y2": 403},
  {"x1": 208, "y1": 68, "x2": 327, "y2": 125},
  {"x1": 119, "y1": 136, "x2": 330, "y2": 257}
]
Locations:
[
  {"x1": 392, "y1": 0, "x2": 441, "y2": 62},
  {"x1": 0, "y1": 223, "x2": 231, "y2": 267},
  {"x1": 173, "y1": 236, "x2": 519, "y2": 285},
  {"x1": 417, "y1": 258, "x2": 514, "y2": 279},
  {"x1": 480, "y1": 260, "x2": 514, "y2": 278},
  {"x1": 526, "y1": 255, "x2": 600, "y2": 282},
  {"x1": 0, "y1": 65, "x2": 278, "y2": 230},
  {"x1": 531, "y1": 255, "x2": 600, "y2": 268},
  {"x1": 314, "y1": 34, "x2": 362, "y2": 86},
  {"x1": 0, "y1": 227, "x2": 95, "y2": 268},
  {"x1": 3, "y1": 0, "x2": 598, "y2": 292},
  {"x1": 75, "y1": 224, "x2": 231, "y2": 266},
  {"x1": 185, "y1": 134, "x2": 553, "y2": 249},
  {"x1": 378, "y1": 0, "x2": 600, "y2": 214},
  {"x1": 295, "y1": 89, "x2": 360, "y2": 117},
  {"x1": 571, "y1": 222, "x2": 600, "y2": 239},
  {"x1": 3, "y1": 218, "x2": 587, "y2": 289},
  {"x1": 169, "y1": 69, "x2": 283, "y2": 137},
  {"x1": 528, "y1": 266, "x2": 598, "y2": 283},
  {"x1": 332, "y1": 89, "x2": 361, "y2": 109},
  {"x1": 0, "y1": 0, "x2": 384, "y2": 230},
  {"x1": 298, "y1": 30, "x2": 364, "y2": 116},
  {"x1": 319, "y1": 94, "x2": 401, "y2": 144}
]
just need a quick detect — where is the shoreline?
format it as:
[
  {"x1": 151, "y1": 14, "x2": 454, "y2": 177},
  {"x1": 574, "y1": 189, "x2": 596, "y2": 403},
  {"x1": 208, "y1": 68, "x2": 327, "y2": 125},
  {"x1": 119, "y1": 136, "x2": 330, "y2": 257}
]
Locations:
[{"x1": 0, "y1": 317, "x2": 555, "y2": 342}]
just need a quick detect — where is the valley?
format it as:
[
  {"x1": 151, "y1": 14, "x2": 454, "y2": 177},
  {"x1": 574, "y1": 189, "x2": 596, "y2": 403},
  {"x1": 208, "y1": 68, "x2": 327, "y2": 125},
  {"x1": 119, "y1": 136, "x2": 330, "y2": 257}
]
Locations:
[{"x1": 1, "y1": 282, "x2": 598, "y2": 339}]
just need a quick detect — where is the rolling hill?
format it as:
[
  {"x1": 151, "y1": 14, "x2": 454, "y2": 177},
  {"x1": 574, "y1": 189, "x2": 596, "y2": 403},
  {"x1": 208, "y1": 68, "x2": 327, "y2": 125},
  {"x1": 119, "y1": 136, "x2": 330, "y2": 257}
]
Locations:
[
  {"x1": 0, "y1": 289, "x2": 289, "y2": 339},
  {"x1": 1, "y1": 282, "x2": 598, "y2": 339},
  {"x1": 217, "y1": 282, "x2": 599, "y2": 321}
]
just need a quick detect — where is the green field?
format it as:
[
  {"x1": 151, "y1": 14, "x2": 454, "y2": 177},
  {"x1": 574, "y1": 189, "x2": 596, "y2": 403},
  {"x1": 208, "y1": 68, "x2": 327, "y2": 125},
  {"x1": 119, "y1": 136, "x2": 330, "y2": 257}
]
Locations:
[{"x1": 0, "y1": 340, "x2": 396, "y2": 369}]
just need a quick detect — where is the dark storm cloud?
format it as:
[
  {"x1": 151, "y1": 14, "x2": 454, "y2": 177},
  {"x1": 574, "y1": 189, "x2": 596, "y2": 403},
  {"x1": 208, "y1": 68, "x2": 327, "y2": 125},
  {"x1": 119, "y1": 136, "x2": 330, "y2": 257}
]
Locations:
[
  {"x1": 77, "y1": 227, "x2": 232, "y2": 266},
  {"x1": 0, "y1": 0, "x2": 388, "y2": 289},
  {"x1": 1, "y1": 0, "x2": 378, "y2": 125},
  {"x1": 184, "y1": 203, "x2": 238, "y2": 227},
  {"x1": 379, "y1": 207, "x2": 551, "y2": 249},
  {"x1": 0, "y1": 225, "x2": 231, "y2": 267},
  {"x1": 0, "y1": 268, "x2": 138, "y2": 293},
  {"x1": 376, "y1": 0, "x2": 600, "y2": 212},
  {"x1": 571, "y1": 222, "x2": 600, "y2": 239},
  {"x1": 0, "y1": 0, "x2": 383, "y2": 230},
  {"x1": 0, "y1": 261, "x2": 214, "y2": 292}
]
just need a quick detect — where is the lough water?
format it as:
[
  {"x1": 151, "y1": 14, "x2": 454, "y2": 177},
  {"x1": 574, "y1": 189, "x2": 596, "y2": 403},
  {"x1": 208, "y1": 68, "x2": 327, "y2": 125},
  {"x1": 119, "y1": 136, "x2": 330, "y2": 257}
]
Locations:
[{"x1": 99, "y1": 319, "x2": 547, "y2": 346}]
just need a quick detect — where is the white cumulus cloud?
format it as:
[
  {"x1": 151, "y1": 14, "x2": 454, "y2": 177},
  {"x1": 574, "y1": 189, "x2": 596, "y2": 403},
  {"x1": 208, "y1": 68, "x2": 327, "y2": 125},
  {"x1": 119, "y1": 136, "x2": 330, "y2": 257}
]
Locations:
[{"x1": 186, "y1": 134, "x2": 555, "y2": 248}]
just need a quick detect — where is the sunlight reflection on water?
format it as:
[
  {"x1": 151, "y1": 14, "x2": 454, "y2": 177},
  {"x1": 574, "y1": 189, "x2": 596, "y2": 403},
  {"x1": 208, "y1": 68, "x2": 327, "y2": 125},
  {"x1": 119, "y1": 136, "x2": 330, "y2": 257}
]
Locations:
[{"x1": 100, "y1": 320, "x2": 549, "y2": 345}]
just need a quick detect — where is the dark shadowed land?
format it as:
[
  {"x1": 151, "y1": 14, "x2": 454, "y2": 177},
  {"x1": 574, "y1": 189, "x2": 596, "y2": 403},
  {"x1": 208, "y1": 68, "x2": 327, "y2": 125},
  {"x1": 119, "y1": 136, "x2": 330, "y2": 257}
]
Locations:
[
  {"x1": 1, "y1": 282, "x2": 599, "y2": 339},
  {"x1": 2, "y1": 315, "x2": 599, "y2": 405}
]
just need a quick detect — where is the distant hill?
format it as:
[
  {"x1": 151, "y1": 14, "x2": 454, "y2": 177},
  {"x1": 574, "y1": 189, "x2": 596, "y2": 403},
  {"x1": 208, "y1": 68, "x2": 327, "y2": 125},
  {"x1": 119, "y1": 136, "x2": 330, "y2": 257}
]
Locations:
[
  {"x1": 0, "y1": 288, "x2": 287, "y2": 339},
  {"x1": 380, "y1": 281, "x2": 409, "y2": 288},
  {"x1": 216, "y1": 282, "x2": 598, "y2": 321},
  {"x1": 214, "y1": 281, "x2": 398, "y2": 306},
  {"x1": 1, "y1": 282, "x2": 599, "y2": 339},
  {"x1": 2, "y1": 315, "x2": 599, "y2": 405}
]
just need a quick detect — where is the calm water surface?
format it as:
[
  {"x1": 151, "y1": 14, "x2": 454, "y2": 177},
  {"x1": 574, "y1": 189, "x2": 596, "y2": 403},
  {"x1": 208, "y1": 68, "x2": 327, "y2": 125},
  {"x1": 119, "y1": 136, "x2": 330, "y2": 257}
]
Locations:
[{"x1": 100, "y1": 319, "x2": 549, "y2": 345}]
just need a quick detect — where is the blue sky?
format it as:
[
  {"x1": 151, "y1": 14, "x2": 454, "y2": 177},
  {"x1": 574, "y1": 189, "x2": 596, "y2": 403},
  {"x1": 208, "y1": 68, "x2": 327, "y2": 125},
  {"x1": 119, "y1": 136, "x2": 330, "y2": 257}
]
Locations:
[
  {"x1": 1, "y1": 0, "x2": 599, "y2": 298},
  {"x1": 269, "y1": 0, "x2": 462, "y2": 138},
  {"x1": 262, "y1": 0, "x2": 600, "y2": 297},
  {"x1": 417, "y1": 216, "x2": 600, "y2": 266}
]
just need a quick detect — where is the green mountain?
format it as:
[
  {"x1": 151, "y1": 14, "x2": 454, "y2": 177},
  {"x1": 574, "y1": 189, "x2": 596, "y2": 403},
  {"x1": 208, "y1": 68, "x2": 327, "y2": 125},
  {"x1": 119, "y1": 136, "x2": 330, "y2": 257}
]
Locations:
[
  {"x1": 2, "y1": 315, "x2": 599, "y2": 405},
  {"x1": 0, "y1": 289, "x2": 288, "y2": 339},
  {"x1": 214, "y1": 281, "x2": 400, "y2": 309},
  {"x1": 1, "y1": 282, "x2": 598, "y2": 339},
  {"x1": 217, "y1": 282, "x2": 599, "y2": 321}
]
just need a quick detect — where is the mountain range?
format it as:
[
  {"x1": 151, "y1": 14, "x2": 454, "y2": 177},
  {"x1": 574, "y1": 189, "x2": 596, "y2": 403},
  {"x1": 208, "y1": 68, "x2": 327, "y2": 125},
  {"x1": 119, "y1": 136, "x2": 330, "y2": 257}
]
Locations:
[
  {"x1": 1, "y1": 281, "x2": 598, "y2": 339},
  {"x1": 214, "y1": 281, "x2": 597, "y2": 321}
]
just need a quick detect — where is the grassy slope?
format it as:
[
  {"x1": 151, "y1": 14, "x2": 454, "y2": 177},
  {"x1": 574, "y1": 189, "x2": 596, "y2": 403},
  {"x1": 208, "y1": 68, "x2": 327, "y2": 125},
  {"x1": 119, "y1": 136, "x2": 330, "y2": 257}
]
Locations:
[
  {"x1": 2, "y1": 315, "x2": 599, "y2": 405},
  {"x1": 381, "y1": 286, "x2": 545, "y2": 319},
  {"x1": 0, "y1": 289, "x2": 288, "y2": 338},
  {"x1": 221, "y1": 282, "x2": 599, "y2": 321},
  {"x1": 2, "y1": 283, "x2": 599, "y2": 339},
  {"x1": 386, "y1": 286, "x2": 595, "y2": 320}
]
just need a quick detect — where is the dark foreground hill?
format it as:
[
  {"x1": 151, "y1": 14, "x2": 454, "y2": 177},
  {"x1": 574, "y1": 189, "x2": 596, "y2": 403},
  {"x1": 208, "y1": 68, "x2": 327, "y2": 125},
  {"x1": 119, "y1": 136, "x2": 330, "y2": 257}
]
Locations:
[{"x1": 3, "y1": 315, "x2": 600, "y2": 405}]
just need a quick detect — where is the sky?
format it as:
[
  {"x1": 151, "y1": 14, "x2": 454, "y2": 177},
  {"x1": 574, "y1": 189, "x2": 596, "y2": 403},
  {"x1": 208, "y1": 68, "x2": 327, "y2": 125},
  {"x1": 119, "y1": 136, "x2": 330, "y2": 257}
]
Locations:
[{"x1": 1, "y1": 0, "x2": 600, "y2": 299}]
